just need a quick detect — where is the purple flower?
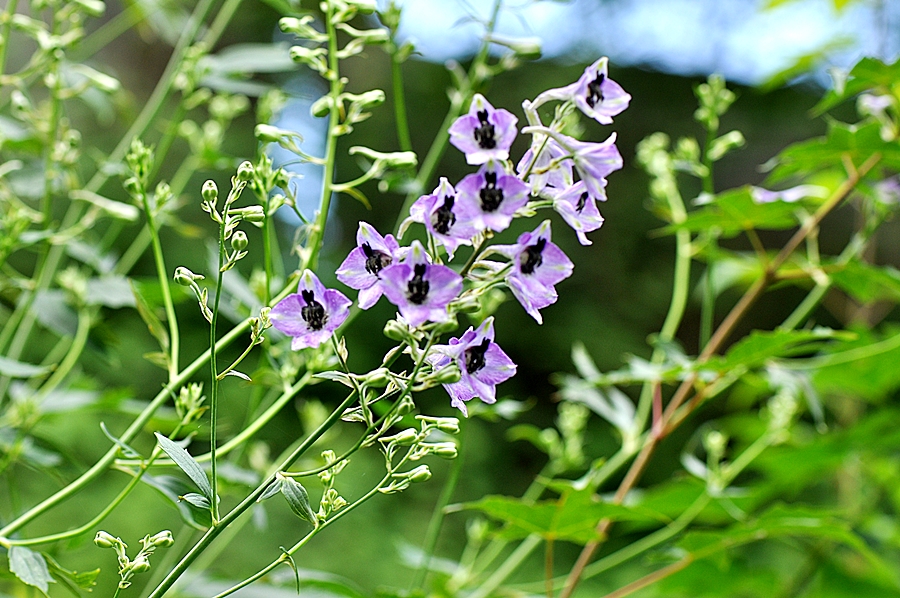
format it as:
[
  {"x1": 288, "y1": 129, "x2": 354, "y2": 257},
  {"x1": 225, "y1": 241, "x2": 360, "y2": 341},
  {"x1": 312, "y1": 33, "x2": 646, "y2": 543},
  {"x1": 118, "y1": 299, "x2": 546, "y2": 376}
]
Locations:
[
  {"x1": 456, "y1": 160, "x2": 530, "y2": 233},
  {"x1": 750, "y1": 185, "x2": 827, "y2": 204},
  {"x1": 516, "y1": 137, "x2": 573, "y2": 199},
  {"x1": 409, "y1": 178, "x2": 480, "y2": 258},
  {"x1": 380, "y1": 241, "x2": 463, "y2": 327},
  {"x1": 566, "y1": 133, "x2": 623, "y2": 200},
  {"x1": 494, "y1": 221, "x2": 573, "y2": 324},
  {"x1": 448, "y1": 94, "x2": 518, "y2": 165},
  {"x1": 553, "y1": 181, "x2": 605, "y2": 246},
  {"x1": 335, "y1": 222, "x2": 404, "y2": 309},
  {"x1": 428, "y1": 317, "x2": 517, "y2": 416},
  {"x1": 270, "y1": 270, "x2": 351, "y2": 350},
  {"x1": 531, "y1": 57, "x2": 630, "y2": 124}
]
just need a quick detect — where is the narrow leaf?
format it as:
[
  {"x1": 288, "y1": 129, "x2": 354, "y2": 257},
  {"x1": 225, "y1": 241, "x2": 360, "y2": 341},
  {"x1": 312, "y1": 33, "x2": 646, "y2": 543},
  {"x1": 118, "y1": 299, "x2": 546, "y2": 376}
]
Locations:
[
  {"x1": 0, "y1": 356, "x2": 52, "y2": 378},
  {"x1": 180, "y1": 492, "x2": 211, "y2": 509},
  {"x1": 100, "y1": 422, "x2": 141, "y2": 458},
  {"x1": 279, "y1": 474, "x2": 319, "y2": 526},
  {"x1": 154, "y1": 432, "x2": 213, "y2": 502}
]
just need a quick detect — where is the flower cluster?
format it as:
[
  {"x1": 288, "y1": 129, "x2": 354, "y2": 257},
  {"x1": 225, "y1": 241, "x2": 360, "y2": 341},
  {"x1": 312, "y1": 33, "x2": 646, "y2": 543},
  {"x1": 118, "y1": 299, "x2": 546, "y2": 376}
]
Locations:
[{"x1": 271, "y1": 58, "x2": 630, "y2": 414}]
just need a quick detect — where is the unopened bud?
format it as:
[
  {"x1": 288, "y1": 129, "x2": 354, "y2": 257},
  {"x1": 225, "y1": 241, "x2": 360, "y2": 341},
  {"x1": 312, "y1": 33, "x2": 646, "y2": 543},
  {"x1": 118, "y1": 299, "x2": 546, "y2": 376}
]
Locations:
[
  {"x1": 431, "y1": 364, "x2": 461, "y2": 385},
  {"x1": 174, "y1": 266, "x2": 203, "y2": 286},
  {"x1": 93, "y1": 531, "x2": 117, "y2": 548},
  {"x1": 416, "y1": 415, "x2": 460, "y2": 435},
  {"x1": 236, "y1": 161, "x2": 254, "y2": 182},
  {"x1": 384, "y1": 428, "x2": 419, "y2": 446},
  {"x1": 428, "y1": 441, "x2": 458, "y2": 459},
  {"x1": 148, "y1": 530, "x2": 174, "y2": 547},
  {"x1": 201, "y1": 180, "x2": 218, "y2": 203},
  {"x1": 231, "y1": 230, "x2": 249, "y2": 252},
  {"x1": 130, "y1": 557, "x2": 151, "y2": 574},
  {"x1": 406, "y1": 465, "x2": 432, "y2": 483},
  {"x1": 383, "y1": 319, "x2": 410, "y2": 342}
]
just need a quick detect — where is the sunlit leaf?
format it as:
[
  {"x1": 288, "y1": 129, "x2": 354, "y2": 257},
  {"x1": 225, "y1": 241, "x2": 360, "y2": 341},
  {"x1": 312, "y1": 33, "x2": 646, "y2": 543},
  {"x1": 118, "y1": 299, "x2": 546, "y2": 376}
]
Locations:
[
  {"x1": 0, "y1": 356, "x2": 52, "y2": 378},
  {"x1": 663, "y1": 187, "x2": 801, "y2": 238}
]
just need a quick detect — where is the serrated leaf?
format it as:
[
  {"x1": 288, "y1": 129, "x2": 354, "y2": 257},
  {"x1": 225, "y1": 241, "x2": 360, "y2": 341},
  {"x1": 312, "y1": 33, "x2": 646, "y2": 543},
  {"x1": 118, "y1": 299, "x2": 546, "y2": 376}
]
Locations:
[
  {"x1": 829, "y1": 261, "x2": 900, "y2": 304},
  {"x1": 279, "y1": 475, "x2": 318, "y2": 526},
  {"x1": 9, "y1": 546, "x2": 53, "y2": 595},
  {"x1": 100, "y1": 422, "x2": 142, "y2": 458},
  {"x1": 814, "y1": 56, "x2": 900, "y2": 114},
  {"x1": 0, "y1": 355, "x2": 52, "y2": 378},
  {"x1": 706, "y1": 327, "x2": 848, "y2": 372},
  {"x1": 154, "y1": 433, "x2": 213, "y2": 502},
  {"x1": 457, "y1": 488, "x2": 669, "y2": 543},
  {"x1": 663, "y1": 187, "x2": 801, "y2": 238}
]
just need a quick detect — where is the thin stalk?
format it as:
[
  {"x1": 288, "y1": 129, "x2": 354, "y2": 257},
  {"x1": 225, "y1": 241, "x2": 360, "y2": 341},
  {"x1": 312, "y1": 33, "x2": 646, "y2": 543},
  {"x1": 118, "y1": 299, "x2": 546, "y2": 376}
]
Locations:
[
  {"x1": 208, "y1": 224, "x2": 227, "y2": 524},
  {"x1": 411, "y1": 417, "x2": 467, "y2": 590},
  {"x1": 73, "y1": 3, "x2": 147, "y2": 61},
  {"x1": 0, "y1": 0, "x2": 19, "y2": 77},
  {"x1": 303, "y1": 1, "x2": 342, "y2": 272},
  {"x1": 468, "y1": 535, "x2": 542, "y2": 598},
  {"x1": 698, "y1": 124, "x2": 717, "y2": 349},
  {"x1": 390, "y1": 37, "x2": 413, "y2": 152},
  {"x1": 32, "y1": 308, "x2": 91, "y2": 401},
  {"x1": 141, "y1": 190, "x2": 180, "y2": 380}
]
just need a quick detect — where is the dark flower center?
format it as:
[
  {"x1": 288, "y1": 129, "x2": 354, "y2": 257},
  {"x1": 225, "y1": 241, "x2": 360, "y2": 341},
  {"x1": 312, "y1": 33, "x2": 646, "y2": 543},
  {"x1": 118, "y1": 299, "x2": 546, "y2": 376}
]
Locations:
[
  {"x1": 576, "y1": 191, "x2": 589, "y2": 213},
  {"x1": 473, "y1": 109, "x2": 496, "y2": 149},
  {"x1": 520, "y1": 237, "x2": 547, "y2": 275},
  {"x1": 300, "y1": 289, "x2": 328, "y2": 331},
  {"x1": 586, "y1": 72, "x2": 605, "y2": 108},
  {"x1": 432, "y1": 195, "x2": 457, "y2": 235},
  {"x1": 362, "y1": 242, "x2": 392, "y2": 277},
  {"x1": 479, "y1": 171, "x2": 504, "y2": 212},
  {"x1": 407, "y1": 263, "x2": 430, "y2": 305},
  {"x1": 464, "y1": 337, "x2": 491, "y2": 374}
]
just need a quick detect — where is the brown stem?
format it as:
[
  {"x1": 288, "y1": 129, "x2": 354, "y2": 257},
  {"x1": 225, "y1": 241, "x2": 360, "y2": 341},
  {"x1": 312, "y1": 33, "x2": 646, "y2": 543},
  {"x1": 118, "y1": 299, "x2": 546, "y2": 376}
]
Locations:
[
  {"x1": 558, "y1": 151, "x2": 880, "y2": 598},
  {"x1": 601, "y1": 556, "x2": 694, "y2": 598}
]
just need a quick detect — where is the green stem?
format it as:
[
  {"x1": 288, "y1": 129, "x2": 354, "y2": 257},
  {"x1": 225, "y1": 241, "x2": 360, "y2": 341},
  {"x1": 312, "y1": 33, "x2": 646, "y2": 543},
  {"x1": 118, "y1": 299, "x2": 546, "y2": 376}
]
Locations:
[
  {"x1": 32, "y1": 308, "x2": 92, "y2": 401},
  {"x1": 469, "y1": 535, "x2": 542, "y2": 598},
  {"x1": 208, "y1": 224, "x2": 227, "y2": 524},
  {"x1": 0, "y1": 0, "x2": 19, "y2": 77},
  {"x1": 141, "y1": 189, "x2": 181, "y2": 380},
  {"x1": 303, "y1": 1, "x2": 342, "y2": 272},
  {"x1": 412, "y1": 417, "x2": 467, "y2": 590},
  {"x1": 72, "y1": 3, "x2": 147, "y2": 60},
  {"x1": 390, "y1": 40, "x2": 413, "y2": 152}
]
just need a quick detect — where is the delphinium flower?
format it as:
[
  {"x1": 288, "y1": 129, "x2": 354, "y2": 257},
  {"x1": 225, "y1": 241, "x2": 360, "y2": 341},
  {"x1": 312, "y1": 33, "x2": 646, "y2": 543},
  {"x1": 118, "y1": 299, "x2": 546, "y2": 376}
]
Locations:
[
  {"x1": 529, "y1": 57, "x2": 631, "y2": 124},
  {"x1": 335, "y1": 222, "x2": 404, "y2": 309},
  {"x1": 456, "y1": 160, "x2": 530, "y2": 233},
  {"x1": 270, "y1": 270, "x2": 352, "y2": 349},
  {"x1": 448, "y1": 93, "x2": 518, "y2": 165},
  {"x1": 380, "y1": 241, "x2": 463, "y2": 327},
  {"x1": 409, "y1": 178, "x2": 480, "y2": 258},
  {"x1": 552, "y1": 180, "x2": 605, "y2": 245},
  {"x1": 516, "y1": 136, "x2": 573, "y2": 199},
  {"x1": 523, "y1": 128, "x2": 623, "y2": 201},
  {"x1": 428, "y1": 317, "x2": 517, "y2": 416},
  {"x1": 493, "y1": 220, "x2": 573, "y2": 324}
]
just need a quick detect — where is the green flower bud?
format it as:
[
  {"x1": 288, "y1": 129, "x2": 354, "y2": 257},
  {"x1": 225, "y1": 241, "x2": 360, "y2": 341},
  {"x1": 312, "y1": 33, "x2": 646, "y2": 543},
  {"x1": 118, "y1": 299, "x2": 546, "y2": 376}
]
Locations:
[
  {"x1": 236, "y1": 161, "x2": 254, "y2": 182},
  {"x1": 148, "y1": 530, "x2": 174, "y2": 548},
  {"x1": 93, "y1": 530, "x2": 117, "y2": 548},
  {"x1": 201, "y1": 180, "x2": 218, "y2": 203},
  {"x1": 407, "y1": 465, "x2": 432, "y2": 483},
  {"x1": 428, "y1": 441, "x2": 458, "y2": 459},
  {"x1": 432, "y1": 364, "x2": 461, "y2": 385},
  {"x1": 416, "y1": 415, "x2": 460, "y2": 435},
  {"x1": 174, "y1": 266, "x2": 203, "y2": 286},
  {"x1": 383, "y1": 319, "x2": 410, "y2": 342},
  {"x1": 130, "y1": 557, "x2": 151, "y2": 574},
  {"x1": 384, "y1": 428, "x2": 419, "y2": 446},
  {"x1": 231, "y1": 230, "x2": 249, "y2": 252}
]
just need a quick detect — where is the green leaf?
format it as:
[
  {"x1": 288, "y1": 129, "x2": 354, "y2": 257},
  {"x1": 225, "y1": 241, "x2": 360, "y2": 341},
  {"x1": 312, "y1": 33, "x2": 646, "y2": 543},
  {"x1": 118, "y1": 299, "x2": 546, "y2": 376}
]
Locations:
[
  {"x1": 0, "y1": 356, "x2": 52, "y2": 378},
  {"x1": 828, "y1": 261, "x2": 900, "y2": 304},
  {"x1": 663, "y1": 187, "x2": 801, "y2": 238},
  {"x1": 181, "y1": 492, "x2": 211, "y2": 509},
  {"x1": 280, "y1": 475, "x2": 318, "y2": 526},
  {"x1": 9, "y1": 546, "x2": 53, "y2": 595},
  {"x1": 154, "y1": 433, "x2": 213, "y2": 502},
  {"x1": 85, "y1": 276, "x2": 136, "y2": 308},
  {"x1": 812, "y1": 325, "x2": 900, "y2": 402},
  {"x1": 139, "y1": 473, "x2": 212, "y2": 529},
  {"x1": 203, "y1": 43, "x2": 297, "y2": 76},
  {"x1": 43, "y1": 552, "x2": 99, "y2": 594},
  {"x1": 457, "y1": 488, "x2": 668, "y2": 544},
  {"x1": 100, "y1": 422, "x2": 142, "y2": 458},
  {"x1": 814, "y1": 57, "x2": 900, "y2": 114},
  {"x1": 766, "y1": 120, "x2": 899, "y2": 184},
  {"x1": 706, "y1": 327, "x2": 849, "y2": 372}
]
